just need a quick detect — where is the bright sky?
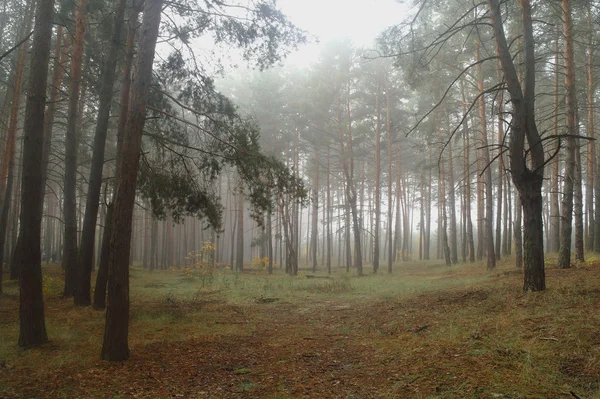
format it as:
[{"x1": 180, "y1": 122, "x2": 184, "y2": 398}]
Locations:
[{"x1": 277, "y1": 0, "x2": 407, "y2": 66}]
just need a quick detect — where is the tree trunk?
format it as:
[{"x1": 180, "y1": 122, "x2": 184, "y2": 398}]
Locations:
[
  {"x1": 63, "y1": 0, "x2": 87, "y2": 297},
  {"x1": 311, "y1": 149, "x2": 318, "y2": 273},
  {"x1": 447, "y1": 136, "x2": 458, "y2": 264},
  {"x1": 0, "y1": 1, "x2": 34, "y2": 285},
  {"x1": 373, "y1": 85, "x2": 381, "y2": 272},
  {"x1": 236, "y1": 180, "x2": 244, "y2": 272},
  {"x1": 75, "y1": 0, "x2": 126, "y2": 306},
  {"x1": 489, "y1": 0, "x2": 545, "y2": 290},
  {"x1": 101, "y1": 0, "x2": 162, "y2": 361},
  {"x1": 17, "y1": 0, "x2": 55, "y2": 348},
  {"x1": 550, "y1": 27, "x2": 561, "y2": 253},
  {"x1": 93, "y1": 203, "x2": 113, "y2": 310},
  {"x1": 558, "y1": 0, "x2": 579, "y2": 269},
  {"x1": 461, "y1": 82, "x2": 475, "y2": 262},
  {"x1": 476, "y1": 39, "x2": 495, "y2": 270}
]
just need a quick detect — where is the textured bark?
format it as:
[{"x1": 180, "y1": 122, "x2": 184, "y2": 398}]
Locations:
[
  {"x1": 93, "y1": 204, "x2": 113, "y2": 310},
  {"x1": 17, "y1": 0, "x2": 55, "y2": 348},
  {"x1": 489, "y1": 0, "x2": 544, "y2": 290},
  {"x1": 75, "y1": 0, "x2": 127, "y2": 306},
  {"x1": 101, "y1": 0, "x2": 162, "y2": 361},
  {"x1": 63, "y1": 0, "x2": 87, "y2": 297}
]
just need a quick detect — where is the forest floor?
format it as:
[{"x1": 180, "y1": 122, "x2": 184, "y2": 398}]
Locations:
[{"x1": 1, "y1": 256, "x2": 600, "y2": 399}]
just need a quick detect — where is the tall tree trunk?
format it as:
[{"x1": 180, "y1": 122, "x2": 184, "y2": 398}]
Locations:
[
  {"x1": 385, "y1": 73, "x2": 393, "y2": 273},
  {"x1": 236, "y1": 180, "x2": 244, "y2": 272},
  {"x1": 101, "y1": 0, "x2": 162, "y2": 361},
  {"x1": 0, "y1": 1, "x2": 34, "y2": 285},
  {"x1": 558, "y1": 0, "x2": 579, "y2": 269},
  {"x1": 447, "y1": 135, "x2": 458, "y2": 264},
  {"x1": 75, "y1": 0, "x2": 126, "y2": 306},
  {"x1": 373, "y1": 85, "x2": 381, "y2": 272},
  {"x1": 17, "y1": 0, "x2": 55, "y2": 348},
  {"x1": 93, "y1": 204, "x2": 113, "y2": 309},
  {"x1": 489, "y1": 0, "x2": 545, "y2": 290},
  {"x1": 461, "y1": 82, "x2": 475, "y2": 262},
  {"x1": 326, "y1": 144, "x2": 331, "y2": 274},
  {"x1": 550, "y1": 27, "x2": 561, "y2": 253},
  {"x1": 311, "y1": 149, "x2": 318, "y2": 273},
  {"x1": 476, "y1": 39, "x2": 496, "y2": 270},
  {"x1": 63, "y1": 0, "x2": 87, "y2": 297}
]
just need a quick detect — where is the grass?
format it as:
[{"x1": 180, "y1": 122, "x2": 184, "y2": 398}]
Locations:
[{"x1": 1, "y1": 256, "x2": 600, "y2": 398}]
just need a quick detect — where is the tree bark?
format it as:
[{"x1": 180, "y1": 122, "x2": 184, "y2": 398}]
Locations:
[
  {"x1": 63, "y1": 0, "x2": 87, "y2": 297},
  {"x1": 489, "y1": 0, "x2": 545, "y2": 290},
  {"x1": 558, "y1": 0, "x2": 579, "y2": 269},
  {"x1": 17, "y1": 0, "x2": 55, "y2": 348},
  {"x1": 101, "y1": 0, "x2": 162, "y2": 361},
  {"x1": 75, "y1": 0, "x2": 127, "y2": 306},
  {"x1": 0, "y1": 1, "x2": 34, "y2": 285}
]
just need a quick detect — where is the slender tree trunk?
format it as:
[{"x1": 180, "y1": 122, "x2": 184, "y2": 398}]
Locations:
[
  {"x1": 447, "y1": 136, "x2": 458, "y2": 264},
  {"x1": 373, "y1": 85, "x2": 381, "y2": 272},
  {"x1": 550, "y1": 27, "x2": 561, "y2": 253},
  {"x1": 17, "y1": 0, "x2": 55, "y2": 348},
  {"x1": 0, "y1": 1, "x2": 34, "y2": 284},
  {"x1": 236, "y1": 180, "x2": 244, "y2": 272},
  {"x1": 311, "y1": 149, "x2": 318, "y2": 273},
  {"x1": 63, "y1": 0, "x2": 87, "y2": 297},
  {"x1": 101, "y1": 0, "x2": 162, "y2": 361},
  {"x1": 75, "y1": 0, "x2": 126, "y2": 306},
  {"x1": 461, "y1": 82, "x2": 475, "y2": 262},
  {"x1": 558, "y1": 0, "x2": 579, "y2": 269},
  {"x1": 476, "y1": 40, "x2": 495, "y2": 269},
  {"x1": 385, "y1": 74, "x2": 393, "y2": 272}
]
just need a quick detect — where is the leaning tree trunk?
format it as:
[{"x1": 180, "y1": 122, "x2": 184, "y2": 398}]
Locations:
[
  {"x1": 17, "y1": 0, "x2": 54, "y2": 348},
  {"x1": 75, "y1": 0, "x2": 127, "y2": 306},
  {"x1": 101, "y1": 0, "x2": 162, "y2": 361}
]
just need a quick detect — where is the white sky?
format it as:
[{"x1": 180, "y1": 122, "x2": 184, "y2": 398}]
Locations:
[{"x1": 277, "y1": 0, "x2": 407, "y2": 67}]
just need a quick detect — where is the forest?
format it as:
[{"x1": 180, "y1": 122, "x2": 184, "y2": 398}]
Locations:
[{"x1": 0, "y1": 0, "x2": 599, "y2": 397}]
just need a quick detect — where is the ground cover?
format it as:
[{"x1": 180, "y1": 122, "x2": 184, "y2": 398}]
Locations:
[{"x1": 1, "y1": 257, "x2": 599, "y2": 398}]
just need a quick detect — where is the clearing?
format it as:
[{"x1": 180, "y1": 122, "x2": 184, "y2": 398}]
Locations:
[{"x1": 1, "y1": 258, "x2": 599, "y2": 399}]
